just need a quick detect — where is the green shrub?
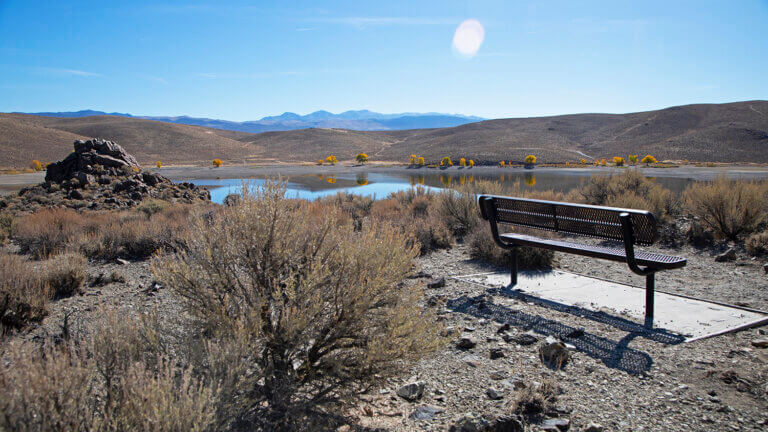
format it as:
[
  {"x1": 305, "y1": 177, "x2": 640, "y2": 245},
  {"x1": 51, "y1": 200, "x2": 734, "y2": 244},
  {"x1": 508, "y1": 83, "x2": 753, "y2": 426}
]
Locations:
[
  {"x1": 152, "y1": 181, "x2": 443, "y2": 429},
  {"x1": 682, "y1": 177, "x2": 767, "y2": 241}
]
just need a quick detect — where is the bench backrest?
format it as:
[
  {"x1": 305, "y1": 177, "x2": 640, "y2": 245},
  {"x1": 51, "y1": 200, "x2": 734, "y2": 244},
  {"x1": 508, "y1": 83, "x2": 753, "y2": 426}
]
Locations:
[{"x1": 479, "y1": 195, "x2": 657, "y2": 245}]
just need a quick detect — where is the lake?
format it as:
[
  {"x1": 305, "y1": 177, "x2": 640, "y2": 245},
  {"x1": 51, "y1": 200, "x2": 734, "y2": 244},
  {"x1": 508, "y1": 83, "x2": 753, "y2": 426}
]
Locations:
[{"x1": 185, "y1": 168, "x2": 758, "y2": 205}]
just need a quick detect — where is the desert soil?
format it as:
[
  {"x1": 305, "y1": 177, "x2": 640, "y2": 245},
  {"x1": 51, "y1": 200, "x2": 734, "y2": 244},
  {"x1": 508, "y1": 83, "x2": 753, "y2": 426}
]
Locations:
[{"x1": 13, "y1": 239, "x2": 768, "y2": 431}]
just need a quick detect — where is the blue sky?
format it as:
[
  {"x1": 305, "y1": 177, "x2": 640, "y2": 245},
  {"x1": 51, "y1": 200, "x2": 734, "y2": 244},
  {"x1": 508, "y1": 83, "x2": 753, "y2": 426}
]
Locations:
[{"x1": 1, "y1": 0, "x2": 767, "y2": 121}]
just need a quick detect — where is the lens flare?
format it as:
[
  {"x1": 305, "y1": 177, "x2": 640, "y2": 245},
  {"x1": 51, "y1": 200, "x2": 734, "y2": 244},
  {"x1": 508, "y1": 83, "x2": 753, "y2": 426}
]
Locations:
[{"x1": 452, "y1": 19, "x2": 484, "y2": 57}]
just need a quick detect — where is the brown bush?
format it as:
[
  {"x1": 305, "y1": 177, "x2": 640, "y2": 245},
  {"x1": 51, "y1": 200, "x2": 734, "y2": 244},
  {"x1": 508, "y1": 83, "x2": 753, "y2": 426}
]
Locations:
[
  {"x1": 682, "y1": 177, "x2": 768, "y2": 241},
  {"x1": 0, "y1": 254, "x2": 50, "y2": 335},
  {"x1": 15, "y1": 204, "x2": 195, "y2": 260},
  {"x1": 371, "y1": 189, "x2": 453, "y2": 254},
  {"x1": 438, "y1": 179, "x2": 504, "y2": 237},
  {"x1": 746, "y1": 231, "x2": 768, "y2": 256},
  {"x1": 42, "y1": 253, "x2": 87, "y2": 299},
  {"x1": 152, "y1": 181, "x2": 443, "y2": 429},
  {"x1": 14, "y1": 209, "x2": 90, "y2": 258},
  {"x1": 466, "y1": 224, "x2": 555, "y2": 270},
  {"x1": 0, "y1": 213, "x2": 14, "y2": 244},
  {"x1": 511, "y1": 379, "x2": 559, "y2": 417}
]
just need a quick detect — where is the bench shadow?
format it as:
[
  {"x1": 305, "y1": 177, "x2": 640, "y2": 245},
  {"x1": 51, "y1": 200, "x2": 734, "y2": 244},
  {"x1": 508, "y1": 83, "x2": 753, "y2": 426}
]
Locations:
[{"x1": 446, "y1": 283, "x2": 684, "y2": 375}]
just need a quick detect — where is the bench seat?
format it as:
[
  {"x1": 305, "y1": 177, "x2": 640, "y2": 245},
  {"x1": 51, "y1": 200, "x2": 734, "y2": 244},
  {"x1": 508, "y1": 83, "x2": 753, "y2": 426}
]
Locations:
[{"x1": 500, "y1": 233, "x2": 687, "y2": 270}]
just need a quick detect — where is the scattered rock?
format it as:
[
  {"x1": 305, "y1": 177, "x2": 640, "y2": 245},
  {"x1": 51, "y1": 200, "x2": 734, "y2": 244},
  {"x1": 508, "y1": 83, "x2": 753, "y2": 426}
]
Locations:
[
  {"x1": 539, "y1": 337, "x2": 570, "y2": 370},
  {"x1": 409, "y1": 405, "x2": 445, "y2": 420},
  {"x1": 751, "y1": 339, "x2": 768, "y2": 348},
  {"x1": 115, "y1": 258, "x2": 130, "y2": 266},
  {"x1": 583, "y1": 423, "x2": 604, "y2": 432},
  {"x1": 428, "y1": 277, "x2": 446, "y2": 288},
  {"x1": 449, "y1": 413, "x2": 490, "y2": 432},
  {"x1": 456, "y1": 335, "x2": 477, "y2": 349},
  {"x1": 538, "y1": 418, "x2": 570, "y2": 431},
  {"x1": 715, "y1": 248, "x2": 737, "y2": 262},
  {"x1": 486, "y1": 387, "x2": 505, "y2": 400},
  {"x1": 763, "y1": 263, "x2": 768, "y2": 274},
  {"x1": 489, "y1": 347, "x2": 505, "y2": 360},
  {"x1": 397, "y1": 381, "x2": 426, "y2": 401},
  {"x1": 496, "y1": 323, "x2": 511, "y2": 334}
]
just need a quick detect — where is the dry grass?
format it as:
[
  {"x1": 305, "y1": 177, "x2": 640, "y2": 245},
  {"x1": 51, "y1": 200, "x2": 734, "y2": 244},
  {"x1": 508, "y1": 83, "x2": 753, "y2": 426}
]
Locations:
[
  {"x1": 746, "y1": 231, "x2": 768, "y2": 256},
  {"x1": 0, "y1": 308, "x2": 216, "y2": 432},
  {"x1": 13, "y1": 204, "x2": 196, "y2": 260},
  {"x1": 511, "y1": 378, "x2": 559, "y2": 418},
  {"x1": 682, "y1": 176, "x2": 768, "y2": 241},
  {"x1": 152, "y1": 181, "x2": 443, "y2": 429}
]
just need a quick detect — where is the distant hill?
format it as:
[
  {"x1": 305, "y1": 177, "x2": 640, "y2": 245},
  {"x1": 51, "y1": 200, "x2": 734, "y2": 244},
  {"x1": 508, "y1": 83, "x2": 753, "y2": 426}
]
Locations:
[
  {"x1": 19, "y1": 109, "x2": 484, "y2": 133},
  {"x1": 2, "y1": 101, "x2": 767, "y2": 167}
]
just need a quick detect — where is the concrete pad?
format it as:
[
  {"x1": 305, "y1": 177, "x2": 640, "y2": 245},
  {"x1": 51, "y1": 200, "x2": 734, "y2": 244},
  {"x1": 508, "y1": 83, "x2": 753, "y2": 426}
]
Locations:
[{"x1": 454, "y1": 270, "x2": 768, "y2": 341}]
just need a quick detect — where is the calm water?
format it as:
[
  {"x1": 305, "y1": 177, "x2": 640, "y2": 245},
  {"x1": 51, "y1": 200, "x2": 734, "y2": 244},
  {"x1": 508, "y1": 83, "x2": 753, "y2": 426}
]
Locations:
[{"x1": 188, "y1": 170, "x2": 706, "y2": 205}]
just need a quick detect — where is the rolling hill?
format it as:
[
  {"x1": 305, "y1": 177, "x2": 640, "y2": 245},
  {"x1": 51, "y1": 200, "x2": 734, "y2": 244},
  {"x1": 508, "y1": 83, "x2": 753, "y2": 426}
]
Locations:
[{"x1": 2, "y1": 101, "x2": 767, "y2": 167}]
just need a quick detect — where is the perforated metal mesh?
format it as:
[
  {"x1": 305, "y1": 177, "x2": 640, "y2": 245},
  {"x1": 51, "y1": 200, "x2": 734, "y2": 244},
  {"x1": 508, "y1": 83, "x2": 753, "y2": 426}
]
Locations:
[{"x1": 485, "y1": 195, "x2": 657, "y2": 245}]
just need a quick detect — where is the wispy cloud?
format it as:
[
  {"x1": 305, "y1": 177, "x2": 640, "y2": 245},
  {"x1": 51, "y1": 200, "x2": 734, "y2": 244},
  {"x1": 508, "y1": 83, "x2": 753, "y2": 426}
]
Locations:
[
  {"x1": 196, "y1": 68, "x2": 357, "y2": 80},
  {"x1": 295, "y1": 27, "x2": 315, "y2": 32},
  {"x1": 33, "y1": 67, "x2": 102, "y2": 77},
  {"x1": 144, "y1": 75, "x2": 168, "y2": 84},
  {"x1": 305, "y1": 16, "x2": 457, "y2": 29}
]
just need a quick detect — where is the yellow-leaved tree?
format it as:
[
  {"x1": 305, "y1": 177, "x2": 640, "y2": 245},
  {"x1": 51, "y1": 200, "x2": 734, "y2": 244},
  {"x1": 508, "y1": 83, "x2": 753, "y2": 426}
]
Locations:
[
  {"x1": 212, "y1": 159, "x2": 223, "y2": 167},
  {"x1": 468, "y1": 159, "x2": 475, "y2": 167},
  {"x1": 326, "y1": 155, "x2": 338, "y2": 165},
  {"x1": 641, "y1": 155, "x2": 657, "y2": 165},
  {"x1": 613, "y1": 156, "x2": 625, "y2": 166},
  {"x1": 440, "y1": 157, "x2": 452, "y2": 167},
  {"x1": 417, "y1": 157, "x2": 425, "y2": 166},
  {"x1": 30, "y1": 160, "x2": 43, "y2": 171},
  {"x1": 628, "y1": 155, "x2": 639, "y2": 164},
  {"x1": 155, "y1": 161, "x2": 162, "y2": 168},
  {"x1": 459, "y1": 157, "x2": 466, "y2": 167},
  {"x1": 356, "y1": 153, "x2": 369, "y2": 164}
]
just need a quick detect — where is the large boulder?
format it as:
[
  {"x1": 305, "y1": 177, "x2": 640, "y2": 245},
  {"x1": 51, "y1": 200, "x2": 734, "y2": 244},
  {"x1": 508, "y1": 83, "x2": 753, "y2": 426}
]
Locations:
[{"x1": 46, "y1": 139, "x2": 141, "y2": 184}]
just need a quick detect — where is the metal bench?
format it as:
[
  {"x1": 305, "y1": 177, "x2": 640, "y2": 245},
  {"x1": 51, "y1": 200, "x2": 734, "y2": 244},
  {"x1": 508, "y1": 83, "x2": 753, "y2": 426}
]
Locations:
[{"x1": 478, "y1": 195, "x2": 686, "y2": 328}]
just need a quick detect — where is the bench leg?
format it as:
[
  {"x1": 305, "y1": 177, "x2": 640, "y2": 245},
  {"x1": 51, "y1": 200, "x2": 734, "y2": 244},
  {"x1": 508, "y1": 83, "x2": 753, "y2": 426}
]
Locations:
[
  {"x1": 645, "y1": 273, "x2": 655, "y2": 329},
  {"x1": 510, "y1": 247, "x2": 518, "y2": 287}
]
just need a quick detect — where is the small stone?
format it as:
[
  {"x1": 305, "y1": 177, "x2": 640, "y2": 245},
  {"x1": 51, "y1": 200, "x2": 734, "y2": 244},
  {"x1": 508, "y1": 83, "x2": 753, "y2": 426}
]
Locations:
[
  {"x1": 538, "y1": 418, "x2": 570, "y2": 431},
  {"x1": 115, "y1": 258, "x2": 129, "y2": 265},
  {"x1": 496, "y1": 323, "x2": 511, "y2": 334},
  {"x1": 539, "y1": 337, "x2": 570, "y2": 370},
  {"x1": 409, "y1": 405, "x2": 444, "y2": 420},
  {"x1": 449, "y1": 413, "x2": 490, "y2": 432},
  {"x1": 751, "y1": 339, "x2": 768, "y2": 348},
  {"x1": 514, "y1": 331, "x2": 538, "y2": 346},
  {"x1": 489, "y1": 348, "x2": 505, "y2": 360},
  {"x1": 456, "y1": 335, "x2": 477, "y2": 349},
  {"x1": 427, "y1": 277, "x2": 446, "y2": 288},
  {"x1": 715, "y1": 248, "x2": 737, "y2": 262},
  {"x1": 486, "y1": 387, "x2": 504, "y2": 400},
  {"x1": 584, "y1": 423, "x2": 604, "y2": 432},
  {"x1": 464, "y1": 326, "x2": 476, "y2": 332},
  {"x1": 763, "y1": 263, "x2": 768, "y2": 274},
  {"x1": 397, "y1": 381, "x2": 425, "y2": 401},
  {"x1": 489, "y1": 371, "x2": 507, "y2": 380}
]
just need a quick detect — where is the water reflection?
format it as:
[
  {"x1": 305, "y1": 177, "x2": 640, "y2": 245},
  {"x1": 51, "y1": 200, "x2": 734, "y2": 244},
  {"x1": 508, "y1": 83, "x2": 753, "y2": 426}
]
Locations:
[{"x1": 187, "y1": 169, "x2": 722, "y2": 205}]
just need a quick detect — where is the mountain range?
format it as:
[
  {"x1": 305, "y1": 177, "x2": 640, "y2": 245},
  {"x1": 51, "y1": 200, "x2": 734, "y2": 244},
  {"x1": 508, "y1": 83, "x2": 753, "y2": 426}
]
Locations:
[
  {"x1": 18, "y1": 110, "x2": 485, "y2": 133},
  {"x1": 1, "y1": 101, "x2": 767, "y2": 167}
]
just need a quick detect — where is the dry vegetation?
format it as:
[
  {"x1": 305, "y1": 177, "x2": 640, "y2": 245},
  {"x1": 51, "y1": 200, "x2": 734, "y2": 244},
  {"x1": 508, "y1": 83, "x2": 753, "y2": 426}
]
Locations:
[{"x1": 1, "y1": 173, "x2": 768, "y2": 430}]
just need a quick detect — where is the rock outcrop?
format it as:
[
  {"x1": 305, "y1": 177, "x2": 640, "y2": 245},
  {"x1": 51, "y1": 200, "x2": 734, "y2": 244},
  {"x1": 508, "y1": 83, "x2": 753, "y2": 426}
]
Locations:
[
  {"x1": 45, "y1": 139, "x2": 141, "y2": 185},
  {"x1": 1, "y1": 139, "x2": 210, "y2": 214}
]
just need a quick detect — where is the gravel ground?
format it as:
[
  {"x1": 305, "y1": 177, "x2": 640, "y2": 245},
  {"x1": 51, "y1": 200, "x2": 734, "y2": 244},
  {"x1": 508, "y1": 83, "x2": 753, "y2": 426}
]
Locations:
[{"x1": 9, "y1": 242, "x2": 768, "y2": 431}]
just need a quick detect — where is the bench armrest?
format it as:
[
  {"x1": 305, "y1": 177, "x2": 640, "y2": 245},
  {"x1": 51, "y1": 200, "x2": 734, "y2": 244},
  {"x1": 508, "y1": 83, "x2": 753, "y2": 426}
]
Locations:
[
  {"x1": 619, "y1": 213, "x2": 655, "y2": 276},
  {"x1": 479, "y1": 196, "x2": 517, "y2": 250}
]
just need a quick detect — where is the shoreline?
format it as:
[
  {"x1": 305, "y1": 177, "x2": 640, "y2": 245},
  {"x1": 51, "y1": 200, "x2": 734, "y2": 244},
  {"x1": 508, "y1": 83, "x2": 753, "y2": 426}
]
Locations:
[{"x1": 2, "y1": 164, "x2": 768, "y2": 195}]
